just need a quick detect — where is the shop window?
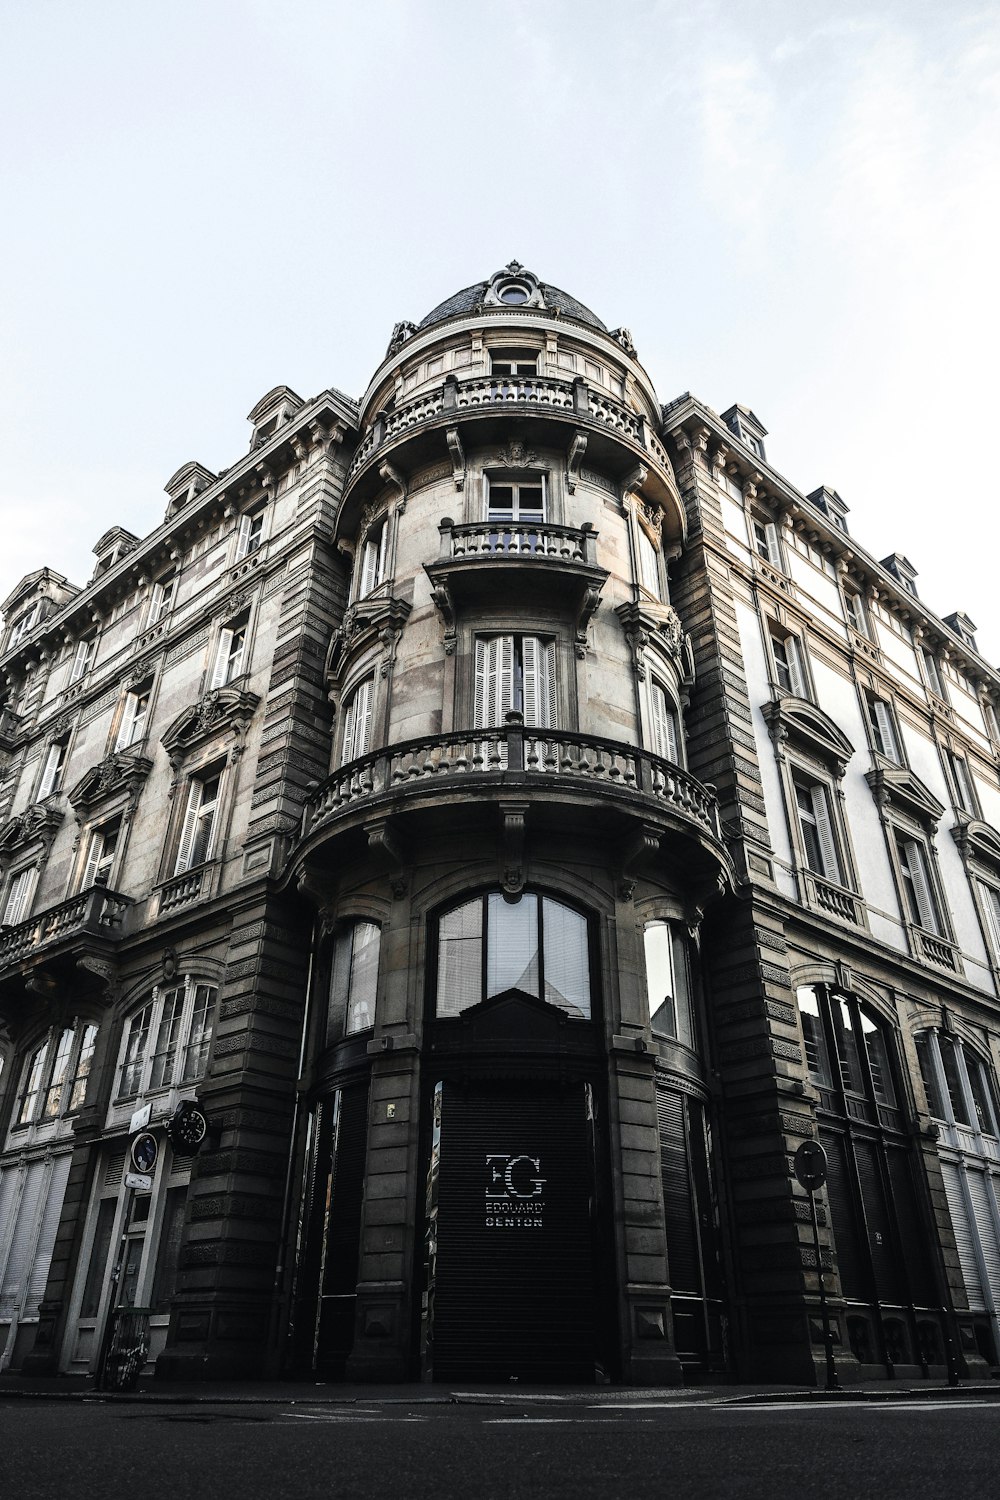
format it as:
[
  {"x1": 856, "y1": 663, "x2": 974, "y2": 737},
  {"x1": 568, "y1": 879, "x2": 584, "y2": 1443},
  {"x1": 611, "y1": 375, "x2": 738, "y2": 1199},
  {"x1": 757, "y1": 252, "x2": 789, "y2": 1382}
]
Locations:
[
  {"x1": 792, "y1": 774, "x2": 843, "y2": 885},
  {"x1": 210, "y1": 620, "x2": 247, "y2": 689},
  {"x1": 38, "y1": 737, "x2": 69, "y2": 798},
  {"x1": 358, "y1": 519, "x2": 388, "y2": 598},
  {"x1": 474, "y1": 635, "x2": 556, "y2": 730},
  {"x1": 115, "y1": 980, "x2": 217, "y2": 1100},
  {"x1": 650, "y1": 679, "x2": 681, "y2": 764},
  {"x1": 69, "y1": 635, "x2": 98, "y2": 684},
  {"x1": 114, "y1": 684, "x2": 151, "y2": 751},
  {"x1": 867, "y1": 695, "x2": 902, "y2": 763},
  {"x1": 2, "y1": 867, "x2": 35, "y2": 926},
  {"x1": 11, "y1": 1021, "x2": 100, "y2": 1127},
  {"x1": 768, "y1": 623, "x2": 808, "y2": 698},
  {"x1": 235, "y1": 507, "x2": 265, "y2": 561},
  {"x1": 435, "y1": 891, "x2": 591, "y2": 1021},
  {"x1": 341, "y1": 676, "x2": 375, "y2": 763},
  {"x1": 173, "y1": 767, "x2": 222, "y2": 874},
  {"x1": 326, "y1": 921, "x2": 381, "y2": 1043},
  {"x1": 643, "y1": 921, "x2": 695, "y2": 1048}
]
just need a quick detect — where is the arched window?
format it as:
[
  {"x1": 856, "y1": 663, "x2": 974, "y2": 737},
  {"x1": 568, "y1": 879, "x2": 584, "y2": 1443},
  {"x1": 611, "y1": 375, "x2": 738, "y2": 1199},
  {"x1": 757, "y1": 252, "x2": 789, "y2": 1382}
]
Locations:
[
  {"x1": 435, "y1": 891, "x2": 591, "y2": 1020},
  {"x1": 115, "y1": 980, "x2": 217, "y2": 1101},
  {"x1": 327, "y1": 921, "x2": 381, "y2": 1043},
  {"x1": 649, "y1": 680, "x2": 681, "y2": 764},
  {"x1": 796, "y1": 985, "x2": 897, "y2": 1110},
  {"x1": 358, "y1": 519, "x2": 388, "y2": 598},
  {"x1": 10, "y1": 1021, "x2": 101, "y2": 1129}
]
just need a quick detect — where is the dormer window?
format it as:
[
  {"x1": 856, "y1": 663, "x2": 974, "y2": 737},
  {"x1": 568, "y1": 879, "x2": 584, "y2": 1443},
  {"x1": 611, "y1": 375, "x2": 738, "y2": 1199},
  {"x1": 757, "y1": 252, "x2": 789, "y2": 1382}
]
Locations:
[
  {"x1": 498, "y1": 280, "x2": 530, "y2": 305},
  {"x1": 7, "y1": 602, "x2": 40, "y2": 649},
  {"x1": 721, "y1": 405, "x2": 767, "y2": 462}
]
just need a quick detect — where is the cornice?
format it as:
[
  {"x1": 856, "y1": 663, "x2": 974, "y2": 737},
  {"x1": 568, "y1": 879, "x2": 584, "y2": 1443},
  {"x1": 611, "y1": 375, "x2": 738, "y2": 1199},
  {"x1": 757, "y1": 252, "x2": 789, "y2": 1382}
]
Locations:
[
  {"x1": 161, "y1": 686, "x2": 261, "y2": 769},
  {"x1": 761, "y1": 695, "x2": 855, "y2": 772},
  {"x1": 865, "y1": 765, "x2": 945, "y2": 827},
  {"x1": 67, "y1": 751, "x2": 153, "y2": 814}
]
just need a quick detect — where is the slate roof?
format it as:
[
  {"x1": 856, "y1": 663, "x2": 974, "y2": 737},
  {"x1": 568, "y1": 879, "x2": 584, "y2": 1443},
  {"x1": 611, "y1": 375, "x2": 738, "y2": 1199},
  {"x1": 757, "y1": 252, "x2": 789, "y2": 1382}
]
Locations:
[{"x1": 417, "y1": 280, "x2": 607, "y2": 332}]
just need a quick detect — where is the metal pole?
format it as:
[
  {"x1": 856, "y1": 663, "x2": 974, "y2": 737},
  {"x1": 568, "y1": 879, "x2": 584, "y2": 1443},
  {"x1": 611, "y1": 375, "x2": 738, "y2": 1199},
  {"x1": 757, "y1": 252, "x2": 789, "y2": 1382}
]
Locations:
[{"x1": 808, "y1": 1183, "x2": 840, "y2": 1391}]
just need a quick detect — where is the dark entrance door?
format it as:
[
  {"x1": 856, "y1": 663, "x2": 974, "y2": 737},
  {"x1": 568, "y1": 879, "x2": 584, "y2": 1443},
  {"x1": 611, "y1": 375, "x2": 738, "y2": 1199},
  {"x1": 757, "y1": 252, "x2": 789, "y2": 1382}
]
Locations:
[{"x1": 426, "y1": 1080, "x2": 597, "y2": 1382}]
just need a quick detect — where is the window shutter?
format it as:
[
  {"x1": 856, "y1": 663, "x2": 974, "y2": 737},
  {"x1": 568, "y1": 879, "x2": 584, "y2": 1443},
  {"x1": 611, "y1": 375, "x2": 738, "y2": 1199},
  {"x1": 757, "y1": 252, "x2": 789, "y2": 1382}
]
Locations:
[
  {"x1": 236, "y1": 514, "x2": 253, "y2": 559},
  {"x1": 0, "y1": 1162, "x2": 47, "y2": 1318},
  {"x1": 982, "y1": 884, "x2": 1000, "y2": 960},
  {"x1": 637, "y1": 528, "x2": 661, "y2": 599},
  {"x1": 360, "y1": 534, "x2": 379, "y2": 597},
  {"x1": 210, "y1": 630, "x2": 233, "y2": 691},
  {"x1": 904, "y1": 840, "x2": 938, "y2": 932},
  {"x1": 521, "y1": 637, "x2": 555, "y2": 729},
  {"x1": 941, "y1": 1161, "x2": 986, "y2": 1309},
  {"x1": 764, "y1": 522, "x2": 781, "y2": 567},
  {"x1": 39, "y1": 742, "x2": 64, "y2": 798},
  {"x1": 650, "y1": 683, "x2": 678, "y2": 762},
  {"x1": 872, "y1": 699, "x2": 898, "y2": 760},
  {"x1": 810, "y1": 785, "x2": 841, "y2": 883},
  {"x1": 4, "y1": 869, "x2": 33, "y2": 925},
  {"x1": 354, "y1": 678, "x2": 373, "y2": 759},
  {"x1": 174, "y1": 780, "x2": 202, "y2": 874},
  {"x1": 474, "y1": 636, "x2": 513, "y2": 728},
  {"x1": 786, "y1": 635, "x2": 806, "y2": 696},
  {"x1": 341, "y1": 694, "x2": 357, "y2": 762},
  {"x1": 24, "y1": 1154, "x2": 72, "y2": 1318},
  {"x1": 82, "y1": 831, "x2": 103, "y2": 889}
]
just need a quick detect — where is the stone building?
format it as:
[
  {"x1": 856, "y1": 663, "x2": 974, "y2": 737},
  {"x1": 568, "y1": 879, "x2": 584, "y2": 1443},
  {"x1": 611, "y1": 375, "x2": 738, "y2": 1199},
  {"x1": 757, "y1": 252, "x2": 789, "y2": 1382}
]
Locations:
[{"x1": 2, "y1": 262, "x2": 1000, "y2": 1385}]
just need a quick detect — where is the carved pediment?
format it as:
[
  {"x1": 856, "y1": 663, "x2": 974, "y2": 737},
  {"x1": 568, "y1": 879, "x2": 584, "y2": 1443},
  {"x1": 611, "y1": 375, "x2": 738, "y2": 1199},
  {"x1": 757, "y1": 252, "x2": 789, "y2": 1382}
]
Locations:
[
  {"x1": 327, "y1": 595, "x2": 412, "y2": 683},
  {"x1": 865, "y1": 766, "x2": 944, "y2": 826},
  {"x1": 0, "y1": 801, "x2": 64, "y2": 855},
  {"x1": 68, "y1": 752, "x2": 153, "y2": 813},
  {"x1": 951, "y1": 818, "x2": 1000, "y2": 870},
  {"x1": 616, "y1": 600, "x2": 692, "y2": 683},
  {"x1": 761, "y1": 697, "x2": 855, "y2": 772},
  {"x1": 161, "y1": 687, "x2": 261, "y2": 766}
]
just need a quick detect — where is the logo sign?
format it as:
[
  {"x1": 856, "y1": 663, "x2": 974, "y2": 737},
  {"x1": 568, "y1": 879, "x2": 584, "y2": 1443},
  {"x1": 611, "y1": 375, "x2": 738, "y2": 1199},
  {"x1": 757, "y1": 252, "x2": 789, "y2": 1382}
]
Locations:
[
  {"x1": 794, "y1": 1139, "x2": 829, "y2": 1193},
  {"x1": 130, "y1": 1131, "x2": 158, "y2": 1176},
  {"x1": 485, "y1": 1153, "x2": 546, "y2": 1230}
]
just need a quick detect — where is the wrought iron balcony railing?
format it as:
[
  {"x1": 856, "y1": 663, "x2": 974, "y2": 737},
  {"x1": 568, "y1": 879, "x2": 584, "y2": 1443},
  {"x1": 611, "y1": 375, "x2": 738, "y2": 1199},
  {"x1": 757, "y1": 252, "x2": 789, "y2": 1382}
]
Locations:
[{"x1": 303, "y1": 723, "x2": 720, "y2": 841}]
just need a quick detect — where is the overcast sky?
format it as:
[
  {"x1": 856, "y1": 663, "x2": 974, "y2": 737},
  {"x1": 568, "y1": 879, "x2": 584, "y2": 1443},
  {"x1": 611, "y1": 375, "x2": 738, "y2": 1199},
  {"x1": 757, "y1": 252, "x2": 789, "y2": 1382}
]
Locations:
[{"x1": 2, "y1": 1, "x2": 998, "y2": 656}]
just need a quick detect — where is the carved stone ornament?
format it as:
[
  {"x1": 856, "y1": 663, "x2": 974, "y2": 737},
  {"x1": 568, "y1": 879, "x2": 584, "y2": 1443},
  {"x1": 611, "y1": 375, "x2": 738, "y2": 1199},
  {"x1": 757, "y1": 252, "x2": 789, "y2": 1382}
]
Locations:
[
  {"x1": 864, "y1": 766, "x2": 944, "y2": 827},
  {"x1": 428, "y1": 579, "x2": 457, "y2": 655},
  {"x1": 359, "y1": 501, "x2": 386, "y2": 539},
  {"x1": 493, "y1": 442, "x2": 539, "y2": 470},
  {"x1": 617, "y1": 823, "x2": 662, "y2": 900},
  {"x1": 500, "y1": 802, "x2": 528, "y2": 896},
  {"x1": 386, "y1": 320, "x2": 418, "y2": 357},
  {"x1": 367, "y1": 818, "x2": 408, "y2": 899},
  {"x1": 446, "y1": 428, "x2": 466, "y2": 490},
  {"x1": 161, "y1": 687, "x2": 261, "y2": 770},
  {"x1": 951, "y1": 819, "x2": 1000, "y2": 871},
  {"x1": 328, "y1": 596, "x2": 413, "y2": 683},
  {"x1": 67, "y1": 751, "x2": 153, "y2": 814},
  {"x1": 0, "y1": 802, "x2": 64, "y2": 856},
  {"x1": 609, "y1": 328, "x2": 637, "y2": 359},
  {"x1": 761, "y1": 697, "x2": 855, "y2": 773},
  {"x1": 566, "y1": 431, "x2": 587, "y2": 494},
  {"x1": 615, "y1": 600, "x2": 687, "y2": 681}
]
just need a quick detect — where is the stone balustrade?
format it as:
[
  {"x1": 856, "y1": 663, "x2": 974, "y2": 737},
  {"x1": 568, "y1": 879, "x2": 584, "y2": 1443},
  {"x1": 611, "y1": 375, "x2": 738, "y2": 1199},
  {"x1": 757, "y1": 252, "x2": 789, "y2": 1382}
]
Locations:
[{"x1": 0, "y1": 884, "x2": 132, "y2": 973}]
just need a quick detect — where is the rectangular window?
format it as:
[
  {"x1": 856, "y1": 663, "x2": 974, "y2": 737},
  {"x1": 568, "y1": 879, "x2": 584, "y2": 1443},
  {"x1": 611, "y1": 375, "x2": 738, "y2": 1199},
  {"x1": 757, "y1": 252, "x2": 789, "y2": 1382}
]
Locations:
[
  {"x1": 235, "y1": 510, "x2": 264, "y2": 560},
  {"x1": 947, "y1": 751, "x2": 977, "y2": 815},
  {"x1": 341, "y1": 676, "x2": 375, "y2": 763},
  {"x1": 82, "y1": 817, "x2": 121, "y2": 889},
  {"x1": 182, "y1": 984, "x2": 217, "y2": 1081},
  {"x1": 770, "y1": 627, "x2": 807, "y2": 697},
  {"x1": 150, "y1": 576, "x2": 175, "y2": 623},
  {"x1": 67, "y1": 1023, "x2": 99, "y2": 1111},
  {"x1": 636, "y1": 525, "x2": 663, "y2": 600},
  {"x1": 210, "y1": 624, "x2": 247, "y2": 689},
  {"x1": 8, "y1": 603, "x2": 40, "y2": 648},
  {"x1": 474, "y1": 635, "x2": 556, "y2": 730},
  {"x1": 327, "y1": 923, "x2": 380, "y2": 1042},
  {"x1": 149, "y1": 986, "x2": 185, "y2": 1090},
  {"x1": 16, "y1": 1041, "x2": 50, "y2": 1125},
  {"x1": 916, "y1": 1033, "x2": 945, "y2": 1120},
  {"x1": 115, "y1": 687, "x2": 150, "y2": 751},
  {"x1": 797, "y1": 987, "x2": 834, "y2": 1088},
  {"x1": 358, "y1": 522, "x2": 388, "y2": 598},
  {"x1": 844, "y1": 591, "x2": 867, "y2": 636},
  {"x1": 69, "y1": 636, "x2": 97, "y2": 683},
  {"x1": 38, "y1": 739, "x2": 67, "y2": 798},
  {"x1": 794, "y1": 777, "x2": 842, "y2": 883},
  {"x1": 41, "y1": 1028, "x2": 75, "y2": 1119},
  {"x1": 896, "y1": 833, "x2": 942, "y2": 934},
  {"x1": 980, "y1": 882, "x2": 1000, "y2": 963},
  {"x1": 174, "y1": 770, "x2": 221, "y2": 874},
  {"x1": 486, "y1": 475, "x2": 546, "y2": 523},
  {"x1": 922, "y1": 649, "x2": 945, "y2": 699},
  {"x1": 650, "y1": 681, "x2": 680, "y2": 763},
  {"x1": 118, "y1": 1002, "x2": 154, "y2": 1097},
  {"x1": 753, "y1": 518, "x2": 782, "y2": 568},
  {"x1": 644, "y1": 921, "x2": 694, "y2": 1048},
  {"x1": 3, "y1": 868, "x2": 35, "y2": 926},
  {"x1": 489, "y1": 349, "x2": 539, "y2": 377},
  {"x1": 867, "y1": 696, "x2": 901, "y2": 762}
]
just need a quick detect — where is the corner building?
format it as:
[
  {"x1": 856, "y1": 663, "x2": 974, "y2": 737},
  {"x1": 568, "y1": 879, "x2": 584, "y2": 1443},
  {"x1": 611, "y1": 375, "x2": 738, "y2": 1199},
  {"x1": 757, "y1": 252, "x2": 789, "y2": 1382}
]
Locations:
[{"x1": 2, "y1": 264, "x2": 1000, "y2": 1386}]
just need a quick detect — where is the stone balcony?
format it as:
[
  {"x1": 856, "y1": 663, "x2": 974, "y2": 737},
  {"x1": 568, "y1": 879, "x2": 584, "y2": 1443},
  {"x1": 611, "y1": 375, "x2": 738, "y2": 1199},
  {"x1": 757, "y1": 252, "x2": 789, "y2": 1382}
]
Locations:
[
  {"x1": 292, "y1": 719, "x2": 730, "y2": 895},
  {"x1": 343, "y1": 373, "x2": 680, "y2": 510},
  {"x1": 0, "y1": 883, "x2": 133, "y2": 989}
]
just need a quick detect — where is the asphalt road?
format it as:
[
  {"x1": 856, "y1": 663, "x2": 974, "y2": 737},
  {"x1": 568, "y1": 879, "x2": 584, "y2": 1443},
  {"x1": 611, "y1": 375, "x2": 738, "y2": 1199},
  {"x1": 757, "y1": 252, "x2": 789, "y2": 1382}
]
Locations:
[{"x1": 5, "y1": 1396, "x2": 999, "y2": 1500}]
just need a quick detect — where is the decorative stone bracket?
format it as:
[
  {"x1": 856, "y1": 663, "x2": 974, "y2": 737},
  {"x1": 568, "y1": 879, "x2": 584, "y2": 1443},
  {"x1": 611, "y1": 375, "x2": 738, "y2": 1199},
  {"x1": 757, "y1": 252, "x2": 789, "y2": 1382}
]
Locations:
[{"x1": 615, "y1": 600, "x2": 691, "y2": 685}]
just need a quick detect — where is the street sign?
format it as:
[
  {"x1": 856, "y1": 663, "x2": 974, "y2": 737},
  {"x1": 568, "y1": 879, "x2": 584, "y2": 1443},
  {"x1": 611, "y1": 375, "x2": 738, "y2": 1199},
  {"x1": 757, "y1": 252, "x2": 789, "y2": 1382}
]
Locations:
[
  {"x1": 793, "y1": 1139, "x2": 828, "y2": 1192},
  {"x1": 128, "y1": 1102, "x2": 152, "y2": 1134},
  {"x1": 124, "y1": 1172, "x2": 153, "y2": 1191}
]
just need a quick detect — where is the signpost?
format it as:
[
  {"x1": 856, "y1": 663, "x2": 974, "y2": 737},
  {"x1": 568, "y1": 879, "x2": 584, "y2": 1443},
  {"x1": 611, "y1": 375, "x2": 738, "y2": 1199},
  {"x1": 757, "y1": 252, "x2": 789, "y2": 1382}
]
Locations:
[{"x1": 793, "y1": 1139, "x2": 840, "y2": 1391}]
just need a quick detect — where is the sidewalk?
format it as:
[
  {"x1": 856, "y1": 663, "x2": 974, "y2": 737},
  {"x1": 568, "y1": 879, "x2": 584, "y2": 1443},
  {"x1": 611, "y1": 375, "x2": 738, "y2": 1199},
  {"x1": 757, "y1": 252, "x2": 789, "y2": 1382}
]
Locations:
[{"x1": 2, "y1": 1371, "x2": 999, "y2": 1406}]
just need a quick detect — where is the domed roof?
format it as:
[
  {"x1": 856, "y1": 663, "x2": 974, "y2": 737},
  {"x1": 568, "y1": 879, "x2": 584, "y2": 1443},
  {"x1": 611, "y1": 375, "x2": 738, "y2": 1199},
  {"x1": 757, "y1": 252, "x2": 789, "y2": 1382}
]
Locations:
[{"x1": 417, "y1": 263, "x2": 607, "y2": 333}]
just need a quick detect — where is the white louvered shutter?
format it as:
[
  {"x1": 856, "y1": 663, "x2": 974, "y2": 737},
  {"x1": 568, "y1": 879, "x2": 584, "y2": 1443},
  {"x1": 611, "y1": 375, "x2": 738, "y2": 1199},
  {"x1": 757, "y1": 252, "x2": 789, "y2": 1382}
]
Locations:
[
  {"x1": 174, "y1": 780, "x2": 203, "y2": 875},
  {"x1": 474, "y1": 637, "x2": 514, "y2": 728},
  {"x1": 872, "y1": 699, "x2": 898, "y2": 760},
  {"x1": 651, "y1": 682, "x2": 679, "y2": 762},
  {"x1": 941, "y1": 1161, "x2": 985, "y2": 1309},
  {"x1": 39, "y1": 742, "x2": 64, "y2": 798},
  {"x1": 966, "y1": 1170, "x2": 1000, "y2": 1311},
  {"x1": 522, "y1": 637, "x2": 556, "y2": 729},
  {"x1": 763, "y1": 522, "x2": 781, "y2": 567},
  {"x1": 24, "y1": 1154, "x2": 72, "y2": 1318},
  {"x1": 810, "y1": 786, "x2": 841, "y2": 883},
  {"x1": 353, "y1": 678, "x2": 373, "y2": 759},
  {"x1": 981, "y1": 883, "x2": 1000, "y2": 961},
  {"x1": 786, "y1": 635, "x2": 806, "y2": 696},
  {"x1": 210, "y1": 629, "x2": 233, "y2": 691},
  {"x1": 904, "y1": 840, "x2": 938, "y2": 932}
]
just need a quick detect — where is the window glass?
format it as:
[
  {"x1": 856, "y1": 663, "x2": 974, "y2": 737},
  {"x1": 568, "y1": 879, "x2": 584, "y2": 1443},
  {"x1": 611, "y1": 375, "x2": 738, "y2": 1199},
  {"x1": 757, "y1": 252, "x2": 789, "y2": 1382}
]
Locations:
[
  {"x1": 916, "y1": 1034, "x2": 945, "y2": 1120},
  {"x1": 435, "y1": 892, "x2": 591, "y2": 1021},
  {"x1": 966, "y1": 1054, "x2": 999, "y2": 1136},
  {"x1": 327, "y1": 922, "x2": 381, "y2": 1042},
  {"x1": 541, "y1": 898, "x2": 591, "y2": 1019},
  {"x1": 940, "y1": 1038, "x2": 971, "y2": 1126},
  {"x1": 150, "y1": 987, "x2": 185, "y2": 1089},
  {"x1": 435, "y1": 899, "x2": 483, "y2": 1019},
  {"x1": 645, "y1": 922, "x2": 694, "y2": 1047},
  {"x1": 41, "y1": 1029, "x2": 74, "y2": 1118},
  {"x1": 68, "y1": 1024, "x2": 99, "y2": 1111},
  {"x1": 636, "y1": 526, "x2": 662, "y2": 600},
  {"x1": 831, "y1": 993, "x2": 864, "y2": 1095},
  {"x1": 487, "y1": 892, "x2": 540, "y2": 999},
  {"x1": 119, "y1": 1002, "x2": 154, "y2": 1097},
  {"x1": 17, "y1": 1041, "x2": 50, "y2": 1125},
  {"x1": 797, "y1": 986, "x2": 834, "y2": 1088},
  {"x1": 183, "y1": 985, "x2": 217, "y2": 1080},
  {"x1": 859, "y1": 1006, "x2": 897, "y2": 1107}
]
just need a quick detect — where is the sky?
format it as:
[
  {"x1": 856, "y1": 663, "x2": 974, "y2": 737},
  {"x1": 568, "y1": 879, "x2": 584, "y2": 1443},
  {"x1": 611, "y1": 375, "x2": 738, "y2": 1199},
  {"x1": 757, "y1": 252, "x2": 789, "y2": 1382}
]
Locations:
[{"x1": 2, "y1": 1, "x2": 999, "y2": 655}]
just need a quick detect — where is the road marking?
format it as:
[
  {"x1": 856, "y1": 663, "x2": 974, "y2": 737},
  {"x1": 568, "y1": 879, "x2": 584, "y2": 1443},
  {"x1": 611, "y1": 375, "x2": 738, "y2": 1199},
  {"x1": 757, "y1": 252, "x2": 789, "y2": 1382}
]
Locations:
[{"x1": 728, "y1": 1399, "x2": 998, "y2": 1414}]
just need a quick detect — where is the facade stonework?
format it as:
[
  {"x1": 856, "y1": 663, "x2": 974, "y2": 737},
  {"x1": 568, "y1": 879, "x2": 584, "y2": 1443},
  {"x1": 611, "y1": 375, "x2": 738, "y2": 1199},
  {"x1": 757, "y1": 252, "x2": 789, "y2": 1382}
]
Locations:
[{"x1": 1, "y1": 264, "x2": 999, "y2": 1385}]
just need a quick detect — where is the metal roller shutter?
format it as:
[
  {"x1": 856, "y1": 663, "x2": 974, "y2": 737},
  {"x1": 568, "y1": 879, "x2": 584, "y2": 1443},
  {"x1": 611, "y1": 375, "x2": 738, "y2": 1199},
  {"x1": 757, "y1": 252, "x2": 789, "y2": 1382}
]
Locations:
[{"x1": 941, "y1": 1160, "x2": 985, "y2": 1310}]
